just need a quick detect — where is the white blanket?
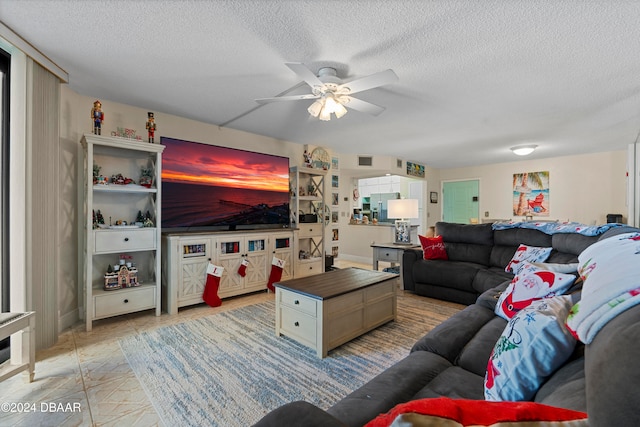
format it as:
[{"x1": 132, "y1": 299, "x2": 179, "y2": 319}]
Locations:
[{"x1": 565, "y1": 232, "x2": 640, "y2": 343}]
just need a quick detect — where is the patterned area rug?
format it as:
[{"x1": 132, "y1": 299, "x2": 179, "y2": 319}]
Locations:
[{"x1": 119, "y1": 296, "x2": 461, "y2": 426}]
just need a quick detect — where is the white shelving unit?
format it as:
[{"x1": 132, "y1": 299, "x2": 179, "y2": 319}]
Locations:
[
  {"x1": 290, "y1": 166, "x2": 326, "y2": 277},
  {"x1": 80, "y1": 134, "x2": 165, "y2": 331}
]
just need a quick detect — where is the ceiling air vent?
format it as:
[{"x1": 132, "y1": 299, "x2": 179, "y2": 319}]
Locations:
[{"x1": 358, "y1": 156, "x2": 373, "y2": 167}]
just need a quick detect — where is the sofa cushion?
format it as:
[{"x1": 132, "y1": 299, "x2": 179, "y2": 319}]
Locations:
[
  {"x1": 326, "y1": 351, "x2": 452, "y2": 427},
  {"x1": 418, "y1": 234, "x2": 448, "y2": 260},
  {"x1": 534, "y1": 357, "x2": 586, "y2": 412},
  {"x1": 457, "y1": 316, "x2": 507, "y2": 377},
  {"x1": 437, "y1": 222, "x2": 493, "y2": 266},
  {"x1": 495, "y1": 262, "x2": 576, "y2": 320},
  {"x1": 412, "y1": 304, "x2": 497, "y2": 363},
  {"x1": 490, "y1": 228, "x2": 553, "y2": 268},
  {"x1": 471, "y1": 268, "x2": 513, "y2": 295},
  {"x1": 505, "y1": 244, "x2": 552, "y2": 274},
  {"x1": 485, "y1": 296, "x2": 577, "y2": 402},
  {"x1": 411, "y1": 366, "x2": 485, "y2": 401},
  {"x1": 411, "y1": 260, "x2": 481, "y2": 293},
  {"x1": 365, "y1": 397, "x2": 588, "y2": 427}
]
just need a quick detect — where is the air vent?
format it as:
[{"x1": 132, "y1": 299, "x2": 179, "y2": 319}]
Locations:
[{"x1": 358, "y1": 156, "x2": 373, "y2": 167}]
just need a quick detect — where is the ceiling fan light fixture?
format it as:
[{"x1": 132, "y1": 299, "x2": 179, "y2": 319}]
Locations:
[
  {"x1": 318, "y1": 107, "x2": 332, "y2": 121},
  {"x1": 510, "y1": 144, "x2": 538, "y2": 156},
  {"x1": 307, "y1": 100, "x2": 323, "y2": 117},
  {"x1": 334, "y1": 102, "x2": 348, "y2": 119}
]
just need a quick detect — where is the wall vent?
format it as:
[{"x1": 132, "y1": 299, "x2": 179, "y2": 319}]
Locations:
[{"x1": 358, "y1": 156, "x2": 373, "y2": 167}]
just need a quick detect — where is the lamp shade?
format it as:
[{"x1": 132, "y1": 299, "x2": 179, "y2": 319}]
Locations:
[{"x1": 387, "y1": 199, "x2": 419, "y2": 219}]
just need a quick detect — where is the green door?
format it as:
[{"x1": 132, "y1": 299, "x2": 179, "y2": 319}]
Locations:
[{"x1": 442, "y1": 180, "x2": 479, "y2": 224}]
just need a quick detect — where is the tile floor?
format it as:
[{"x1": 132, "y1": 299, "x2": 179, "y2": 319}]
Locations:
[{"x1": 0, "y1": 260, "x2": 396, "y2": 426}]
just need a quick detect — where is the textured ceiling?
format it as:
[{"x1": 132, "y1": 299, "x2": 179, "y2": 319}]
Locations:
[{"x1": 2, "y1": 1, "x2": 640, "y2": 168}]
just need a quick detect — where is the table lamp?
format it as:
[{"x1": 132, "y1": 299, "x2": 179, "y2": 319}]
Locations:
[{"x1": 387, "y1": 199, "x2": 419, "y2": 244}]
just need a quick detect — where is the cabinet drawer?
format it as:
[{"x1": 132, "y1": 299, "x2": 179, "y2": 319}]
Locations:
[
  {"x1": 296, "y1": 259, "x2": 323, "y2": 278},
  {"x1": 365, "y1": 280, "x2": 395, "y2": 301},
  {"x1": 375, "y1": 248, "x2": 401, "y2": 263},
  {"x1": 298, "y1": 223, "x2": 322, "y2": 238},
  {"x1": 94, "y1": 286, "x2": 156, "y2": 318},
  {"x1": 94, "y1": 229, "x2": 156, "y2": 253},
  {"x1": 279, "y1": 307, "x2": 316, "y2": 344},
  {"x1": 279, "y1": 291, "x2": 317, "y2": 316}
]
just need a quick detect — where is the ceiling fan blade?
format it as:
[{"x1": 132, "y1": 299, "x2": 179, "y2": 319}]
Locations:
[
  {"x1": 344, "y1": 97, "x2": 386, "y2": 116},
  {"x1": 285, "y1": 62, "x2": 324, "y2": 88},
  {"x1": 255, "y1": 94, "x2": 319, "y2": 104},
  {"x1": 339, "y1": 69, "x2": 399, "y2": 95}
]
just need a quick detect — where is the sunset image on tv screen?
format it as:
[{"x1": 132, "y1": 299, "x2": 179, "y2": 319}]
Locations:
[{"x1": 161, "y1": 137, "x2": 290, "y2": 229}]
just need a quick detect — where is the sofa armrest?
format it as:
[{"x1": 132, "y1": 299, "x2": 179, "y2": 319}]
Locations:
[
  {"x1": 585, "y1": 304, "x2": 640, "y2": 427},
  {"x1": 402, "y1": 249, "x2": 422, "y2": 291},
  {"x1": 252, "y1": 401, "x2": 347, "y2": 427},
  {"x1": 411, "y1": 304, "x2": 496, "y2": 363}
]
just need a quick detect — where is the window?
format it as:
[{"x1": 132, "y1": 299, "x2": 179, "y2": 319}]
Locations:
[{"x1": 0, "y1": 48, "x2": 9, "y2": 363}]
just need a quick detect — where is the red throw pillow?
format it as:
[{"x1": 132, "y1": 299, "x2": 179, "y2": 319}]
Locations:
[
  {"x1": 419, "y1": 234, "x2": 448, "y2": 260},
  {"x1": 365, "y1": 397, "x2": 588, "y2": 427}
]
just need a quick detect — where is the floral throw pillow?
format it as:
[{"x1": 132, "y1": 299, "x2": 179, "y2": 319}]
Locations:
[
  {"x1": 505, "y1": 244, "x2": 553, "y2": 275},
  {"x1": 495, "y1": 262, "x2": 576, "y2": 320},
  {"x1": 418, "y1": 234, "x2": 448, "y2": 260},
  {"x1": 485, "y1": 296, "x2": 577, "y2": 402}
]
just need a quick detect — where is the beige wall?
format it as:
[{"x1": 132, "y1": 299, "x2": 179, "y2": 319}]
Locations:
[
  {"x1": 437, "y1": 151, "x2": 627, "y2": 225},
  {"x1": 58, "y1": 86, "x2": 306, "y2": 330},
  {"x1": 59, "y1": 85, "x2": 629, "y2": 328}
]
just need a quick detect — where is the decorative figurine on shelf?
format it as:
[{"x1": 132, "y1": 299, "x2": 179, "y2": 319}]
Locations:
[
  {"x1": 143, "y1": 210, "x2": 154, "y2": 227},
  {"x1": 91, "y1": 100, "x2": 104, "y2": 135},
  {"x1": 93, "y1": 163, "x2": 101, "y2": 185},
  {"x1": 145, "y1": 112, "x2": 156, "y2": 143},
  {"x1": 104, "y1": 264, "x2": 121, "y2": 291},
  {"x1": 139, "y1": 167, "x2": 153, "y2": 188},
  {"x1": 95, "y1": 210, "x2": 105, "y2": 226},
  {"x1": 110, "y1": 173, "x2": 135, "y2": 185},
  {"x1": 136, "y1": 210, "x2": 145, "y2": 225},
  {"x1": 303, "y1": 150, "x2": 312, "y2": 168}
]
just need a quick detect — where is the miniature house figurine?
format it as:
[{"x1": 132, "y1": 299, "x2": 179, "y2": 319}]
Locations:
[
  {"x1": 104, "y1": 265, "x2": 121, "y2": 291},
  {"x1": 117, "y1": 264, "x2": 139, "y2": 288}
]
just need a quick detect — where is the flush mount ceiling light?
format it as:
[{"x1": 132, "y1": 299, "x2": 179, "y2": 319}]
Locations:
[{"x1": 510, "y1": 144, "x2": 538, "y2": 156}]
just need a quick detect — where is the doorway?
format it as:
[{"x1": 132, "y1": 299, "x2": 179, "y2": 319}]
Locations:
[{"x1": 442, "y1": 180, "x2": 479, "y2": 224}]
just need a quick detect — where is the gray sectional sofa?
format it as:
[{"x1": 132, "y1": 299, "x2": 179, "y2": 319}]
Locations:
[
  {"x1": 402, "y1": 221, "x2": 601, "y2": 305},
  {"x1": 253, "y1": 223, "x2": 640, "y2": 427}
]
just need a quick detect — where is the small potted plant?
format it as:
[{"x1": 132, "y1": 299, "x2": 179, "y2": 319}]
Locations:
[{"x1": 139, "y1": 167, "x2": 153, "y2": 188}]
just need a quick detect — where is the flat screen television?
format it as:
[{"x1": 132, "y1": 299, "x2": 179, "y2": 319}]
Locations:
[{"x1": 160, "y1": 137, "x2": 290, "y2": 232}]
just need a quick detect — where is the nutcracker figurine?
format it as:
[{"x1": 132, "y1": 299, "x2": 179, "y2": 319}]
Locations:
[
  {"x1": 146, "y1": 112, "x2": 156, "y2": 143},
  {"x1": 91, "y1": 100, "x2": 104, "y2": 135}
]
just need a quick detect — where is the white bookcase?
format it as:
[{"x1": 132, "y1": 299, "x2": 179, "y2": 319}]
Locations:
[
  {"x1": 80, "y1": 134, "x2": 165, "y2": 331},
  {"x1": 290, "y1": 166, "x2": 326, "y2": 277}
]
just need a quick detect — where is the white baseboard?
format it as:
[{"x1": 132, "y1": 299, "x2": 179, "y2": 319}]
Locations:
[
  {"x1": 337, "y1": 254, "x2": 372, "y2": 265},
  {"x1": 59, "y1": 308, "x2": 79, "y2": 333}
]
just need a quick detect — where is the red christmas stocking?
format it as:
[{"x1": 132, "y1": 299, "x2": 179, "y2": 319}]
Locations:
[
  {"x1": 203, "y1": 264, "x2": 223, "y2": 307},
  {"x1": 238, "y1": 258, "x2": 248, "y2": 277},
  {"x1": 267, "y1": 257, "x2": 285, "y2": 292}
]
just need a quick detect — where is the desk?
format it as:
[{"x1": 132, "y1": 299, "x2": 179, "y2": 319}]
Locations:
[
  {"x1": 371, "y1": 242, "x2": 420, "y2": 286},
  {"x1": 0, "y1": 312, "x2": 35, "y2": 382}
]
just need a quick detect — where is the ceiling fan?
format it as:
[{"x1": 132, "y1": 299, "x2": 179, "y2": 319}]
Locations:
[{"x1": 256, "y1": 63, "x2": 399, "y2": 121}]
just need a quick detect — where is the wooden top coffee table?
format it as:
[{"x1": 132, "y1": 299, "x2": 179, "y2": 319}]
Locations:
[{"x1": 274, "y1": 268, "x2": 398, "y2": 358}]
